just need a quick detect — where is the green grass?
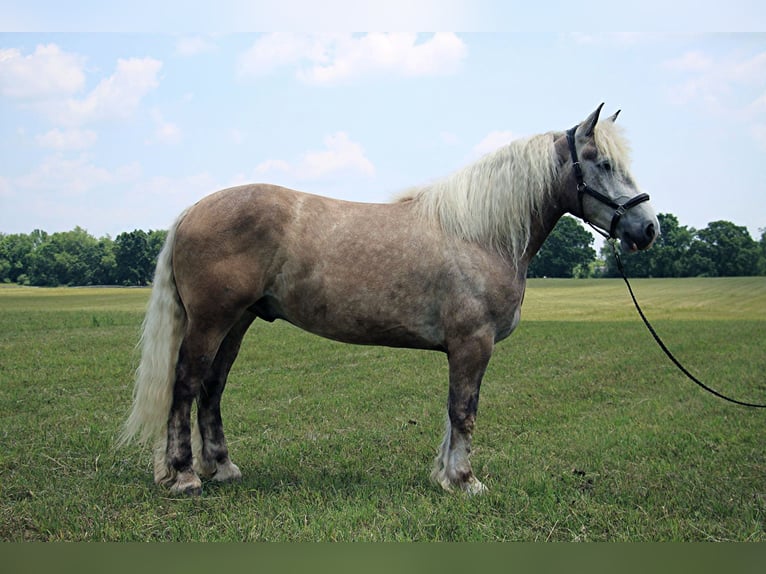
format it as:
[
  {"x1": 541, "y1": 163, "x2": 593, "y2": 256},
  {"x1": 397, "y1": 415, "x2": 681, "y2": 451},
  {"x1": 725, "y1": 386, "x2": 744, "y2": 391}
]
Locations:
[{"x1": 0, "y1": 278, "x2": 764, "y2": 541}]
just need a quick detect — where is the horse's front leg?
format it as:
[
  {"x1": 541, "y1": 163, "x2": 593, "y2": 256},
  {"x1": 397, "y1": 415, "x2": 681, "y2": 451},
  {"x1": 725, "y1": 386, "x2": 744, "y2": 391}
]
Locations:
[{"x1": 432, "y1": 330, "x2": 494, "y2": 495}]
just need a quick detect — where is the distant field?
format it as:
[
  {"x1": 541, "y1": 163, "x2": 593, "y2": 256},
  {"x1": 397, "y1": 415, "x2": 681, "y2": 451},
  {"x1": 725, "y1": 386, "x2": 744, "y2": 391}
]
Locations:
[
  {"x1": 522, "y1": 276, "x2": 766, "y2": 321},
  {"x1": 0, "y1": 278, "x2": 764, "y2": 541}
]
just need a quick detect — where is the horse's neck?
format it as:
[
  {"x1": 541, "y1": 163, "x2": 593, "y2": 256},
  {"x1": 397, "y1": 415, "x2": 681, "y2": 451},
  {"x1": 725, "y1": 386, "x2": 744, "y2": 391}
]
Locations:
[
  {"x1": 520, "y1": 133, "x2": 577, "y2": 265},
  {"x1": 521, "y1": 179, "x2": 570, "y2": 266},
  {"x1": 523, "y1": 210, "x2": 562, "y2": 265}
]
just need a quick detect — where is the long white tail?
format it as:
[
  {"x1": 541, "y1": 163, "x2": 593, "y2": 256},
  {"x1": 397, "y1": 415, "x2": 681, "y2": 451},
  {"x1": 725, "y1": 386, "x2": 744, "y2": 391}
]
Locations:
[{"x1": 119, "y1": 211, "x2": 188, "y2": 448}]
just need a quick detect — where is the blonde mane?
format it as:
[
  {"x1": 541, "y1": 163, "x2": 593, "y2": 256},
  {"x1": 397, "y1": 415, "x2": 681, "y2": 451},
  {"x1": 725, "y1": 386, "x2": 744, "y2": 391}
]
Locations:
[
  {"x1": 397, "y1": 121, "x2": 632, "y2": 261},
  {"x1": 593, "y1": 120, "x2": 632, "y2": 174},
  {"x1": 397, "y1": 132, "x2": 559, "y2": 261}
]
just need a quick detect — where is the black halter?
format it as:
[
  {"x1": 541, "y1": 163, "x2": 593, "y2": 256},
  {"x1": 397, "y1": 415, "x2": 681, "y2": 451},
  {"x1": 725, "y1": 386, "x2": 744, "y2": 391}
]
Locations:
[{"x1": 566, "y1": 126, "x2": 650, "y2": 239}]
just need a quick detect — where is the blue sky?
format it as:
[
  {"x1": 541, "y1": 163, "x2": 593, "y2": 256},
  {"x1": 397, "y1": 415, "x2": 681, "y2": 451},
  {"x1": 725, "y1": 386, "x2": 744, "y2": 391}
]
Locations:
[{"x1": 1, "y1": 26, "x2": 765, "y2": 242}]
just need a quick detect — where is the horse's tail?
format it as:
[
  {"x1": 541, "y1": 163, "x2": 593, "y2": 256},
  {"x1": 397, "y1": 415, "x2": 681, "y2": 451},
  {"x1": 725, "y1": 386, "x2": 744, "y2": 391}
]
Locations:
[{"x1": 118, "y1": 210, "x2": 189, "y2": 450}]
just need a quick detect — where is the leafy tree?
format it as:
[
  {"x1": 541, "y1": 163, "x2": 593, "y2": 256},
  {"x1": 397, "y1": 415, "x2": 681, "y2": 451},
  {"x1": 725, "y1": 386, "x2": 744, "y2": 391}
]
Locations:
[
  {"x1": 28, "y1": 227, "x2": 102, "y2": 286},
  {"x1": 529, "y1": 216, "x2": 596, "y2": 278},
  {"x1": 146, "y1": 229, "x2": 168, "y2": 275},
  {"x1": 690, "y1": 220, "x2": 760, "y2": 277},
  {"x1": 114, "y1": 230, "x2": 154, "y2": 286},
  {"x1": 94, "y1": 236, "x2": 117, "y2": 285},
  {"x1": 602, "y1": 215, "x2": 762, "y2": 277},
  {"x1": 759, "y1": 228, "x2": 766, "y2": 275},
  {"x1": 0, "y1": 227, "x2": 167, "y2": 286},
  {"x1": 0, "y1": 231, "x2": 47, "y2": 283},
  {"x1": 0, "y1": 248, "x2": 9, "y2": 282},
  {"x1": 601, "y1": 213, "x2": 694, "y2": 278}
]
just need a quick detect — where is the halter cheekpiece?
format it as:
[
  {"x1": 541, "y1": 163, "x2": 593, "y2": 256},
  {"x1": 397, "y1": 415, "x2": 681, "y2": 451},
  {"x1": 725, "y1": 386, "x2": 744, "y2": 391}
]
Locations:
[{"x1": 566, "y1": 125, "x2": 650, "y2": 240}]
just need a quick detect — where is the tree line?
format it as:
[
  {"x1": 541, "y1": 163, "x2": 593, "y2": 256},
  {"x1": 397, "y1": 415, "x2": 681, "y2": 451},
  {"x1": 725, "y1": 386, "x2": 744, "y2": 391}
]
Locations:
[
  {"x1": 0, "y1": 228, "x2": 167, "y2": 287},
  {"x1": 525, "y1": 213, "x2": 765, "y2": 278},
  {"x1": 1, "y1": 213, "x2": 764, "y2": 286}
]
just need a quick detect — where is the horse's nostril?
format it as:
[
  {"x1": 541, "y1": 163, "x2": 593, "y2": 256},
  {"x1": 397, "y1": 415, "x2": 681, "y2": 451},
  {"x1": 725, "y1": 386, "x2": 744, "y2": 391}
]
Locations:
[{"x1": 645, "y1": 222, "x2": 656, "y2": 240}]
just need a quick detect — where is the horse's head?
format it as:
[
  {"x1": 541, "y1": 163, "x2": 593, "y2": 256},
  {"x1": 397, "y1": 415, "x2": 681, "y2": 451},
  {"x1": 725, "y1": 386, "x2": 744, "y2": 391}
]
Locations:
[{"x1": 567, "y1": 104, "x2": 659, "y2": 252}]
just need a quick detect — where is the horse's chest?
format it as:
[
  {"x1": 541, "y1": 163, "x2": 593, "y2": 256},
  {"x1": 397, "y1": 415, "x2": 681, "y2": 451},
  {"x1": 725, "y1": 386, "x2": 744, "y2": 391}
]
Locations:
[{"x1": 495, "y1": 306, "x2": 522, "y2": 343}]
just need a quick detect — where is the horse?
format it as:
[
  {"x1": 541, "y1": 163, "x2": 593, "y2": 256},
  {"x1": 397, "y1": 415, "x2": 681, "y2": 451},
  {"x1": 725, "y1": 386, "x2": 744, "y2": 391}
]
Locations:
[{"x1": 120, "y1": 104, "x2": 659, "y2": 496}]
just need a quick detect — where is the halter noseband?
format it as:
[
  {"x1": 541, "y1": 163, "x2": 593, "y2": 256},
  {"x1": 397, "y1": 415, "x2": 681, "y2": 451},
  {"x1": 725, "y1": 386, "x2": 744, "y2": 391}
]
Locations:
[{"x1": 566, "y1": 126, "x2": 650, "y2": 239}]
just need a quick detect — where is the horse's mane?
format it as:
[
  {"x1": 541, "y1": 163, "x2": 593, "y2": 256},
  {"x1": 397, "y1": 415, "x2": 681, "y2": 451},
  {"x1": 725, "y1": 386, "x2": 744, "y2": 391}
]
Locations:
[
  {"x1": 396, "y1": 131, "x2": 558, "y2": 261},
  {"x1": 593, "y1": 120, "x2": 632, "y2": 175},
  {"x1": 397, "y1": 121, "x2": 631, "y2": 262}
]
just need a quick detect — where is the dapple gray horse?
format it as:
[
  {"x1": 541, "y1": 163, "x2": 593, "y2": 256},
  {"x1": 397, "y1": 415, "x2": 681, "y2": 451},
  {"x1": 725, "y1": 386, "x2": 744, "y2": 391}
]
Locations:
[{"x1": 121, "y1": 104, "x2": 659, "y2": 495}]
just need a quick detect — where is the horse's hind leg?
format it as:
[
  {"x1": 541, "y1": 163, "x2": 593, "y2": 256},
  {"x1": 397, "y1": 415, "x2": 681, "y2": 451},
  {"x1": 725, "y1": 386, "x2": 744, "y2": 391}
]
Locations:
[
  {"x1": 157, "y1": 315, "x2": 240, "y2": 495},
  {"x1": 432, "y1": 331, "x2": 494, "y2": 495},
  {"x1": 193, "y1": 311, "x2": 257, "y2": 483}
]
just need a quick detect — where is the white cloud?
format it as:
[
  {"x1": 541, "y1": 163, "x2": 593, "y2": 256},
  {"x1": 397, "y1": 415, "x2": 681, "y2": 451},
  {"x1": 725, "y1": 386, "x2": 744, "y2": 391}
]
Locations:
[
  {"x1": 472, "y1": 130, "x2": 515, "y2": 157},
  {"x1": 7, "y1": 55, "x2": 162, "y2": 127},
  {"x1": 238, "y1": 33, "x2": 467, "y2": 84},
  {"x1": 14, "y1": 153, "x2": 141, "y2": 195},
  {"x1": 663, "y1": 50, "x2": 713, "y2": 72},
  {"x1": 175, "y1": 36, "x2": 218, "y2": 56},
  {"x1": 0, "y1": 45, "x2": 161, "y2": 126},
  {"x1": 141, "y1": 172, "x2": 217, "y2": 197},
  {"x1": 664, "y1": 48, "x2": 766, "y2": 152},
  {"x1": 664, "y1": 50, "x2": 766, "y2": 111},
  {"x1": 254, "y1": 159, "x2": 291, "y2": 176},
  {"x1": 148, "y1": 109, "x2": 182, "y2": 145},
  {"x1": 35, "y1": 128, "x2": 97, "y2": 150},
  {"x1": 254, "y1": 132, "x2": 375, "y2": 181},
  {"x1": 237, "y1": 33, "x2": 319, "y2": 77},
  {"x1": 299, "y1": 132, "x2": 375, "y2": 178},
  {"x1": 58, "y1": 57, "x2": 162, "y2": 125},
  {"x1": 1, "y1": 45, "x2": 162, "y2": 128},
  {"x1": 0, "y1": 44, "x2": 85, "y2": 99},
  {"x1": 303, "y1": 33, "x2": 466, "y2": 84},
  {"x1": 730, "y1": 52, "x2": 766, "y2": 85}
]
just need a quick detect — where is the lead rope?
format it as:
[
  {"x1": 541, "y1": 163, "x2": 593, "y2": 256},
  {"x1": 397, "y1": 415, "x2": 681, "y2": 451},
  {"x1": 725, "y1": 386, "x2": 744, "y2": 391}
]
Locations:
[{"x1": 607, "y1": 239, "x2": 766, "y2": 408}]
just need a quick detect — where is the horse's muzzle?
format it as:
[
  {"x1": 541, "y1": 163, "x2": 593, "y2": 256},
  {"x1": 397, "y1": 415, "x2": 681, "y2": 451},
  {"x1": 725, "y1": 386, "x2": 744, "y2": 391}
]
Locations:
[{"x1": 621, "y1": 219, "x2": 659, "y2": 252}]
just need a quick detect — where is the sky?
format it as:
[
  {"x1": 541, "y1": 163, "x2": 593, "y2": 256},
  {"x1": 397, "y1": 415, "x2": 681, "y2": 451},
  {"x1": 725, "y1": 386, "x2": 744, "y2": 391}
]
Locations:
[{"x1": 1, "y1": 6, "x2": 765, "y2": 244}]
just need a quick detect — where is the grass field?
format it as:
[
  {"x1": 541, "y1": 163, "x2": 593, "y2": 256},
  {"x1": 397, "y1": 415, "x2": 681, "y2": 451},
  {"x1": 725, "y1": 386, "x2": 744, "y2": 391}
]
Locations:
[{"x1": 0, "y1": 278, "x2": 764, "y2": 541}]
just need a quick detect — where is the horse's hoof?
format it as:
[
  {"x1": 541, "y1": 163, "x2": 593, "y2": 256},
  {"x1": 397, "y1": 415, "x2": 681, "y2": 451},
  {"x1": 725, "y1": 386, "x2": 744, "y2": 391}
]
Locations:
[
  {"x1": 463, "y1": 476, "x2": 487, "y2": 496},
  {"x1": 168, "y1": 470, "x2": 203, "y2": 496},
  {"x1": 175, "y1": 483, "x2": 203, "y2": 496},
  {"x1": 212, "y1": 461, "x2": 242, "y2": 483},
  {"x1": 432, "y1": 468, "x2": 487, "y2": 496}
]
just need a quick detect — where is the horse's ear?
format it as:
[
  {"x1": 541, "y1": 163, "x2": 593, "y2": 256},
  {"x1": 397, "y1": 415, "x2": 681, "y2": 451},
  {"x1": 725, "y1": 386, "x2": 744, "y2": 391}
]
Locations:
[
  {"x1": 607, "y1": 109, "x2": 621, "y2": 123},
  {"x1": 577, "y1": 103, "x2": 604, "y2": 138}
]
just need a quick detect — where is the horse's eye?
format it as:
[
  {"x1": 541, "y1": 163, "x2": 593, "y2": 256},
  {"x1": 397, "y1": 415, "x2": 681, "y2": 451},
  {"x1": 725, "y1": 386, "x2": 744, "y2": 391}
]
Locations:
[{"x1": 599, "y1": 161, "x2": 612, "y2": 172}]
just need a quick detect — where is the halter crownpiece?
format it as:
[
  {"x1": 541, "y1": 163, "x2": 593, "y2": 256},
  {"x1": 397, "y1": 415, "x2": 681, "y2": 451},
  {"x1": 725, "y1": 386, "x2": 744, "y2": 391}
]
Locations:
[{"x1": 566, "y1": 125, "x2": 650, "y2": 240}]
